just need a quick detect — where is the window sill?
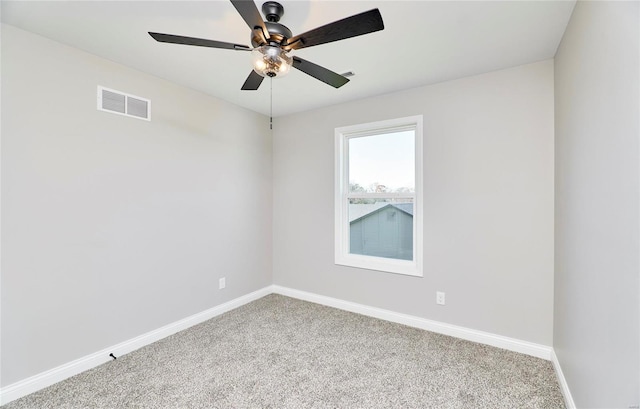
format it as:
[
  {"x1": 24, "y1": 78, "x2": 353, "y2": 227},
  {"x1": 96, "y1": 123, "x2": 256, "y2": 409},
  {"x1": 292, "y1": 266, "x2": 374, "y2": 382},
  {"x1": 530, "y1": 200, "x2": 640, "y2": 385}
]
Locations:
[{"x1": 335, "y1": 254, "x2": 422, "y2": 277}]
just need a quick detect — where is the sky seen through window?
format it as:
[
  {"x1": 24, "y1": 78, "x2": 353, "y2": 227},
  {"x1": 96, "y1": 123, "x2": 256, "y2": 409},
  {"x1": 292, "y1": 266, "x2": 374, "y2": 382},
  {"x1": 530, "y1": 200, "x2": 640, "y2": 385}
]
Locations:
[{"x1": 348, "y1": 130, "x2": 415, "y2": 192}]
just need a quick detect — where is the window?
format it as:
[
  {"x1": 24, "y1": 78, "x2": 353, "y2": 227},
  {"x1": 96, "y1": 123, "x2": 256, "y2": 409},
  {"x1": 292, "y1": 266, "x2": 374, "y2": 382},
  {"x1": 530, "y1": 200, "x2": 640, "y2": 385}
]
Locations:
[{"x1": 335, "y1": 115, "x2": 423, "y2": 276}]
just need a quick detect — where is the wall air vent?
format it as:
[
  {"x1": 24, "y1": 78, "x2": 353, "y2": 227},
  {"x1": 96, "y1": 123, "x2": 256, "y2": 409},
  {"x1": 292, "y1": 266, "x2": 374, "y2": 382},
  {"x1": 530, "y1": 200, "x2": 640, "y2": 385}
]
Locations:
[{"x1": 97, "y1": 86, "x2": 150, "y2": 121}]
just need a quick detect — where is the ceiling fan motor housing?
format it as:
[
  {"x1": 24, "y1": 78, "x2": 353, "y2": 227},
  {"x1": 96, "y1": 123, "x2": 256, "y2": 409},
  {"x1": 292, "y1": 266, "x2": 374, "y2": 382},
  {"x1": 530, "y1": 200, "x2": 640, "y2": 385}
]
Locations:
[
  {"x1": 253, "y1": 22, "x2": 292, "y2": 47},
  {"x1": 250, "y1": 2, "x2": 292, "y2": 47}
]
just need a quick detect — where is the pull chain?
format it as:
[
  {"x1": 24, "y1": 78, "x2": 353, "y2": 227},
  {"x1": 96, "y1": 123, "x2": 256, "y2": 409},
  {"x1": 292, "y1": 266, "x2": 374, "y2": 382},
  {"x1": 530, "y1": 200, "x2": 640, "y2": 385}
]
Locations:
[{"x1": 270, "y1": 77, "x2": 273, "y2": 130}]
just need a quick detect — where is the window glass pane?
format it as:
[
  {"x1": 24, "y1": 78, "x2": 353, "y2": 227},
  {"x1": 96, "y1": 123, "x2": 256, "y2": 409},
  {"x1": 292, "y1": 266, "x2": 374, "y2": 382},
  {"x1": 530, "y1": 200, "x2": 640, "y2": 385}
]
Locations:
[
  {"x1": 348, "y1": 198, "x2": 414, "y2": 261},
  {"x1": 348, "y1": 131, "x2": 415, "y2": 193}
]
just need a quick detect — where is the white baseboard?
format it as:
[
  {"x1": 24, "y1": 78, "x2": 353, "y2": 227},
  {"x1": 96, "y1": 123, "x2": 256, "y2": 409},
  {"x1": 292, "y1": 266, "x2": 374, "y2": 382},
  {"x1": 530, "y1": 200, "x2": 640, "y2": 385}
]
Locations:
[
  {"x1": 2, "y1": 284, "x2": 563, "y2": 406},
  {"x1": 0, "y1": 286, "x2": 272, "y2": 406},
  {"x1": 550, "y1": 349, "x2": 576, "y2": 409},
  {"x1": 272, "y1": 285, "x2": 553, "y2": 360}
]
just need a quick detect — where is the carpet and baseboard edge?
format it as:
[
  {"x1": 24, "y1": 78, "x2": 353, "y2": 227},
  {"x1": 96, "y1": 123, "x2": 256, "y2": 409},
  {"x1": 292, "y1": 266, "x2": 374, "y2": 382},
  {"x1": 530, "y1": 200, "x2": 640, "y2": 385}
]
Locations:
[
  {"x1": 271, "y1": 286, "x2": 552, "y2": 360},
  {"x1": 550, "y1": 349, "x2": 577, "y2": 409},
  {"x1": 0, "y1": 285, "x2": 573, "y2": 407},
  {"x1": 0, "y1": 287, "x2": 271, "y2": 406}
]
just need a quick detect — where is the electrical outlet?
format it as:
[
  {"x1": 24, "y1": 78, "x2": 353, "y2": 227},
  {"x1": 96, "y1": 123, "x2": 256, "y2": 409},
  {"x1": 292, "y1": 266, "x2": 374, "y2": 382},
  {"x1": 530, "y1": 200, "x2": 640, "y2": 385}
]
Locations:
[
  {"x1": 219, "y1": 277, "x2": 226, "y2": 290},
  {"x1": 436, "y1": 291, "x2": 445, "y2": 305}
]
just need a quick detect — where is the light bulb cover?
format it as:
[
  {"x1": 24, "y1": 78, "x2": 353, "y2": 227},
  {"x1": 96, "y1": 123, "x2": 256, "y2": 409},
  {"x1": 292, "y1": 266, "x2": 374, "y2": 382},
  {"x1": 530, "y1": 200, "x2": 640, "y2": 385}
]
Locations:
[{"x1": 251, "y1": 45, "x2": 293, "y2": 78}]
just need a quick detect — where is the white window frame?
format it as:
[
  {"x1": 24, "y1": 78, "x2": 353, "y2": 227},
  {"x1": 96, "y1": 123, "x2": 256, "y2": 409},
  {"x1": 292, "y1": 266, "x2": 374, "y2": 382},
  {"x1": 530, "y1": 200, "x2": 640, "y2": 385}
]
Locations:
[{"x1": 335, "y1": 115, "x2": 423, "y2": 277}]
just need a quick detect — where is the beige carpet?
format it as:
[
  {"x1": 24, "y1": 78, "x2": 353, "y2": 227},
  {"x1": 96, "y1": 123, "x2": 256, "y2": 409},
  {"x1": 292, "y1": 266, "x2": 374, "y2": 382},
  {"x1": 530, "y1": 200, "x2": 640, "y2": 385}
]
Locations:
[{"x1": 3, "y1": 294, "x2": 565, "y2": 408}]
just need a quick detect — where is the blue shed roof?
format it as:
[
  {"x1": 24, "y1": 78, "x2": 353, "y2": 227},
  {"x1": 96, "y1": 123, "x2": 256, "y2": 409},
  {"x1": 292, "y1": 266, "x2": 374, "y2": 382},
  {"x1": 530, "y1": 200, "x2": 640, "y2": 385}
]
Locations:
[{"x1": 348, "y1": 203, "x2": 413, "y2": 223}]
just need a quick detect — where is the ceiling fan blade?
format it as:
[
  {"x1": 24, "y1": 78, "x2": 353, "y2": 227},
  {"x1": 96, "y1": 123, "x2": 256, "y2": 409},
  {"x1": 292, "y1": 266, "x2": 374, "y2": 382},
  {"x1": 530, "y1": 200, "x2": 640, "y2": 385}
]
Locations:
[
  {"x1": 149, "y1": 32, "x2": 251, "y2": 50},
  {"x1": 230, "y1": 0, "x2": 269, "y2": 43},
  {"x1": 284, "y1": 9, "x2": 384, "y2": 51},
  {"x1": 292, "y1": 57, "x2": 349, "y2": 88},
  {"x1": 241, "y1": 70, "x2": 265, "y2": 90}
]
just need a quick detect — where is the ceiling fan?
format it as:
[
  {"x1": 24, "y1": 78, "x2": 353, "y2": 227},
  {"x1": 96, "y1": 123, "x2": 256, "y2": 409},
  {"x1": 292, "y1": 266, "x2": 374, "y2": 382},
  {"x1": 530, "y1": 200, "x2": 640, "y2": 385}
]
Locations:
[{"x1": 149, "y1": 0, "x2": 384, "y2": 90}]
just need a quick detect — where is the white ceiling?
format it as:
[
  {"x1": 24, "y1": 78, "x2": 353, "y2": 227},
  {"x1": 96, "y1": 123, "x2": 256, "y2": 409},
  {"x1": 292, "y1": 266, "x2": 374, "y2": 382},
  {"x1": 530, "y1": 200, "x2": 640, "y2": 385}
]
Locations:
[{"x1": 1, "y1": 0, "x2": 575, "y2": 117}]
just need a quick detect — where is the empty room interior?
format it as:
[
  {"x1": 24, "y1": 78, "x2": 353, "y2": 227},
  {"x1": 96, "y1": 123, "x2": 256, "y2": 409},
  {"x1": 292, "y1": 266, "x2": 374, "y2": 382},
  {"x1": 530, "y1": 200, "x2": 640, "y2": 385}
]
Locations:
[{"x1": 1, "y1": 0, "x2": 639, "y2": 408}]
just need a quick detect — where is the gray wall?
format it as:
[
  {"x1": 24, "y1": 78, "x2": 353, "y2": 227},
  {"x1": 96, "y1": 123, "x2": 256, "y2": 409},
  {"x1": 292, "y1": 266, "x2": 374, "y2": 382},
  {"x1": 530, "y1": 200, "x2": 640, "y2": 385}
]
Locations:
[
  {"x1": 273, "y1": 60, "x2": 555, "y2": 345},
  {"x1": 1, "y1": 25, "x2": 272, "y2": 386},
  {"x1": 553, "y1": 2, "x2": 640, "y2": 408}
]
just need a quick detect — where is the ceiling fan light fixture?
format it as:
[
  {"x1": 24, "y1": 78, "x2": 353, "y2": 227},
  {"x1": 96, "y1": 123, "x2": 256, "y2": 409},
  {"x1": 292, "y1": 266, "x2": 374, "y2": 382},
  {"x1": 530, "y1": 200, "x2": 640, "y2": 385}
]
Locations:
[{"x1": 251, "y1": 45, "x2": 292, "y2": 78}]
